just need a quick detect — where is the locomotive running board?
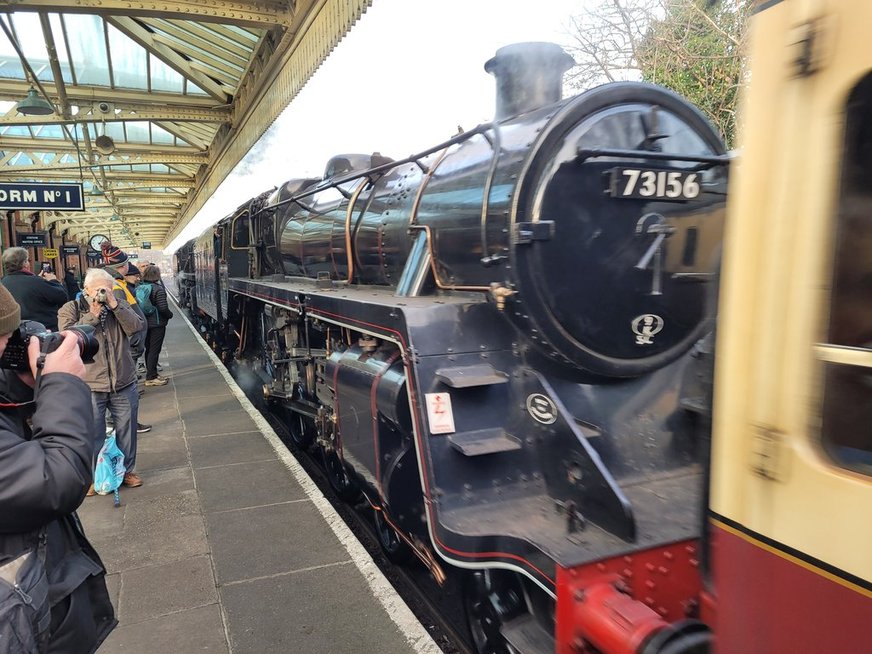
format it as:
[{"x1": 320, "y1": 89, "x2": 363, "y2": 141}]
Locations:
[
  {"x1": 435, "y1": 363, "x2": 509, "y2": 388},
  {"x1": 448, "y1": 428, "x2": 522, "y2": 456}
]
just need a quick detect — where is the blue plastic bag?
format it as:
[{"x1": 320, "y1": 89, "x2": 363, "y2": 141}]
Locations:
[{"x1": 94, "y1": 431, "x2": 125, "y2": 507}]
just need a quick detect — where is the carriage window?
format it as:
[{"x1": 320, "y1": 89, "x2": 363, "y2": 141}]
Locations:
[{"x1": 820, "y1": 73, "x2": 872, "y2": 476}]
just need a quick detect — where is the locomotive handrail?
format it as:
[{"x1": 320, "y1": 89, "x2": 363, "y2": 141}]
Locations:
[
  {"x1": 264, "y1": 122, "x2": 495, "y2": 212},
  {"x1": 576, "y1": 147, "x2": 730, "y2": 166}
]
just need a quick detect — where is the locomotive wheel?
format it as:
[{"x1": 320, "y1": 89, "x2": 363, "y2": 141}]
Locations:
[
  {"x1": 373, "y1": 509, "x2": 413, "y2": 564},
  {"x1": 285, "y1": 408, "x2": 316, "y2": 450},
  {"x1": 322, "y1": 448, "x2": 361, "y2": 502},
  {"x1": 464, "y1": 570, "x2": 527, "y2": 654}
]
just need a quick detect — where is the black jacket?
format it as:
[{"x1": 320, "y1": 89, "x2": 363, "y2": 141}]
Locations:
[
  {"x1": 63, "y1": 271, "x2": 80, "y2": 301},
  {"x1": 1, "y1": 271, "x2": 69, "y2": 331},
  {"x1": 0, "y1": 369, "x2": 116, "y2": 652},
  {"x1": 142, "y1": 281, "x2": 173, "y2": 328}
]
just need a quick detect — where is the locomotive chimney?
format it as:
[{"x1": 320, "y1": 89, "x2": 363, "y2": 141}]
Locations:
[{"x1": 485, "y1": 42, "x2": 575, "y2": 121}]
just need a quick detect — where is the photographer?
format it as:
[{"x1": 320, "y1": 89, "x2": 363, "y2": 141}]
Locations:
[
  {"x1": 0, "y1": 284, "x2": 116, "y2": 652},
  {"x1": 58, "y1": 268, "x2": 145, "y2": 490},
  {"x1": 1, "y1": 247, "x2": 68, "y2": 331}
]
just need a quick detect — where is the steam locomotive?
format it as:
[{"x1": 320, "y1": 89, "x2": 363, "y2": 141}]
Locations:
[{"x1": 174, "y1": 43, "x2": 728, "y2": 654}]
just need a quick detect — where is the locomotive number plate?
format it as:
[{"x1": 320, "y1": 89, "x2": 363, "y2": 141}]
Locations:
[{"x1": 609, "y1": 167, "x2": 700, "y2": 201}]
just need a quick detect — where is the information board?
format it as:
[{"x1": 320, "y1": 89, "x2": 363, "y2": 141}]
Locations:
[
  {"x1": 17, "y1": 232, "x2": 47, "y2": 247},
  {"x1": 61, "y1": 245, "x2": 80, "y2": 255}
]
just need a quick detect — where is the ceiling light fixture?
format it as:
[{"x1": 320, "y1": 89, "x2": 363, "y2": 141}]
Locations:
[{"x1": 16, "y1": 86, "x2": 54, "y2": 116}]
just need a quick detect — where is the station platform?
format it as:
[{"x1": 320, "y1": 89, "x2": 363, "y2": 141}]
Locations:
[{"x1": 77, "y1": 308, "x2": 440, "y2": 654}]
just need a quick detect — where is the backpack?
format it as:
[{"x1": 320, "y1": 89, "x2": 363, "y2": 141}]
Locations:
[
  {"x1": 94, "y1": 431, "x2": 125, "y2": 508},
  {"x1": 135, "y1": 282, "x2": 158, "y2": 320}
]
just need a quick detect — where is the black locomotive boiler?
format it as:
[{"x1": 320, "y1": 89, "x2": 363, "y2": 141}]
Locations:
[{"x1": 178, "y1": 43, "x2": 728, "y2": 654}]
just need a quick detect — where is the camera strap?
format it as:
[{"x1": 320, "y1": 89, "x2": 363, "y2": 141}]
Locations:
[{"x1": 32, "y1": 345, "x2": 49, "y2": 404}]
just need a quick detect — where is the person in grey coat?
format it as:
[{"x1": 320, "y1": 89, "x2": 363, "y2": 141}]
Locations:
[
  {"x1": 0, "y1": 283, "x2": 116, "y2": 652},
  {"x1": 58, "y1": 267, "x2": 146, "y2": 490}
]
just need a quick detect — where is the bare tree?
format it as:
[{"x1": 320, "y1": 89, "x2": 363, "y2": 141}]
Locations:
[{"x1": 565, "y1": 0, "x2": 752, "y2": 145}]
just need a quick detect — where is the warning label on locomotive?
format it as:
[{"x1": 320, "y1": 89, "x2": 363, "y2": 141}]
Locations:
[
  {"x1": 609, "y1": 167, "x2": 700, "y2": 201},
  {"x1": 425, "y1": 392, "x2": 456, "y2": 434}
]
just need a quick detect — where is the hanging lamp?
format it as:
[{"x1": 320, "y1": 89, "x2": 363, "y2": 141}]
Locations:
[{"x1": 16, "y1": 86, "x2": 54, "y2": 116}]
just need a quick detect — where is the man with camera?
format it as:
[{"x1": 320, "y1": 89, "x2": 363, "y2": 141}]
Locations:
[
  {"x1": 59, "y1": 268, "x2": 146, "y2": 490},
  {"x1": 0, "y1": 283, "x2": 116, "y2": 652},
  {"x1": 1, "y1": 247, "x2": 69, "y2": 331},
  {"x1": 100, "y1": 243, "x2": 151, "y2": 434}
]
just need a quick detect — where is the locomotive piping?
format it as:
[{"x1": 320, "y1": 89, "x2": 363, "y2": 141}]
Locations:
[
  {"x1": 479, "y1": 124, "x2": 503, "y2": 263},
  {"x1": 263, "y1": 123, "x2": 494, "y2": 212},
  {"x1": 344, "y1": 178, "x2": 368, "y2": 283}
]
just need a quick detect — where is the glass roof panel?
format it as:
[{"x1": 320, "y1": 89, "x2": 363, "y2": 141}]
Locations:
[
  {"x1": 48, "y1": 15, "x2": 74, "y2": 84},
  {"x1": 0, "y1": 56, "x2": 26, "y2": 80},
  {"x1": 224, "y1": 24, "x2": 260, "y2": 43},
  {"x1": 126, "y1": 122, "x2": 151, "y2": 144},
  {"x1": 107, "y1": 23, "x2": 148, "y2": 90},
  {"x1": 10, "y1": 153, "x2": 33, "y2": 166},
  {"x1": 64, "y1": 15, "x2": 111, "y2": 86},
  {"x1": 31, "y1": 124, "x2": 65, "y2": 139},
  {"x1": 150, "y1": 164, "x2": 170, "y2": 173},
  {"x1": 9, "y1": 14, "x2": 53, "y2": 82},
  {"x1": 103, "y1": 122, "x2": 125, "y2": 142},
  {"x1": 0, "y1": 126, "x2": 31, "y2": 137},
  {"x1": 187, "y1": 82, "x2": 209, "y2": 96},
  {"x1": 151, "y1": 125, "x2": 173, "y2": 144},
  {"x1": 150, "y1": 54, "x2": 183, "y2": 93}
]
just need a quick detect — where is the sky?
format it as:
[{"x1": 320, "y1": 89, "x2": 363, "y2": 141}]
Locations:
[{"x1": 165, "y1": 0, "x2": 583, "y2": 252}]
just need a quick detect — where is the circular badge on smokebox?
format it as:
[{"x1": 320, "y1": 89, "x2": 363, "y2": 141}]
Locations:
[{"x1": 526, "y1": 393, "x2": 558, "y2": 425}]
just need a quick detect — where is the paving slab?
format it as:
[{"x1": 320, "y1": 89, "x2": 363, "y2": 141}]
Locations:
[
  {"x1": 118, "y1": 555, "x2": 218, "y2": 624},
  {"x1": 182, "y1": 408, "x2": 258, "y2": 436},
  {"x1": 100, "y1": 604, "x2": 228, "y2": 654},
  {"x1": 188, "y1": 431, "x2": 276, "y2": 469},
  {"x1": 205, "y1": 501, "x2": 350, "y2": 584},
  {"x1": 194, "y1": 459, "x2": 307, "y2": 512},
  {"x1": 220, "y1": 563, "x2": 414, "y2": 654},
  {"x1": 132, "y1": 430, "x2": 189, "y2": 473}
]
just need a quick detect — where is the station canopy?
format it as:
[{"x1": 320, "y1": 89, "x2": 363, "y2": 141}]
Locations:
[{"x1": 0, "y1": 0, "x2": 371, "y2": 249}]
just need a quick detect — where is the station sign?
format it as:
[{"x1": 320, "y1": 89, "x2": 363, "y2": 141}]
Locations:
[
  {"x1": 61, "y1": 245, "x2": 80, "y2": 255},
  {"x1": 128, "y1": 253, "x2": 139, "y2": 259},
  {"x1": 141, "y1": 242, "x2": 152, "y2": 249},
  {"x1": 43, "y1": 248, "x2": 59, "y2": 259},
  {"x1": 86, "y1": 249, "x2": 101, "y2": 259},
  {"x1": 17, "y1": 232, "x2": 47, "y2": 247},
  {"x1": 0, "y1": 182, "x2": 84, "y2": 211}
]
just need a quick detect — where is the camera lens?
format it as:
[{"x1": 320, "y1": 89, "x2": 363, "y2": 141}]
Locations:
[{"x1": 67, "y1": 325, "x2": 99, "y2": 363}]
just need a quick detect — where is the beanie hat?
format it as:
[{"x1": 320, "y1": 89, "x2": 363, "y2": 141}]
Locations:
[
  {"x1": 0, "y1": 284, "x2": 21, "y2": 335},
  {"x1": 126, "y1": 263, "x2": 141, "y2": 276},
  {"x1": 101, "y1": 242, "x2": 128, "y2": 266}
]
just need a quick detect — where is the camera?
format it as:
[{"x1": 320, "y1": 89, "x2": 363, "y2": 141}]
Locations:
[
  {"x1": 86, "y1": 288, "x2": 109, "y2": 305},
  {"x1": 41, "y1": 263, "x2": 52, "y2": 274},
  {"x1": 0, "y1": 321, "x2": 99, "y2": 371}
]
